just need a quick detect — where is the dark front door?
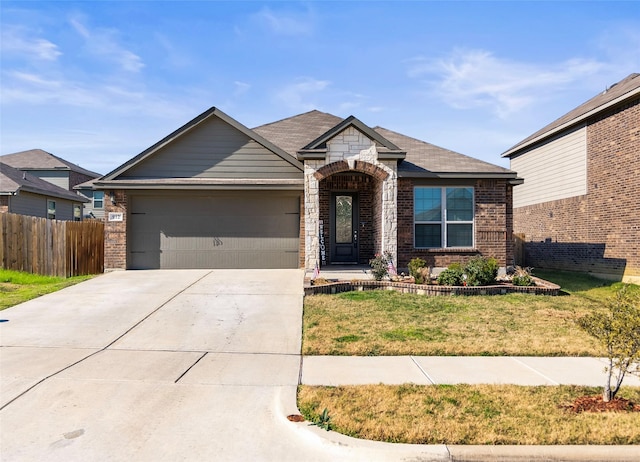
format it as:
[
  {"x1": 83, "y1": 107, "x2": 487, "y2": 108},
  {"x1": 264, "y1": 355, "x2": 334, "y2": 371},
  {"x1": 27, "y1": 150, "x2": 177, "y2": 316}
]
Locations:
[{"x1": 331, "y1": 193, "x2": 359, "y2": 263}]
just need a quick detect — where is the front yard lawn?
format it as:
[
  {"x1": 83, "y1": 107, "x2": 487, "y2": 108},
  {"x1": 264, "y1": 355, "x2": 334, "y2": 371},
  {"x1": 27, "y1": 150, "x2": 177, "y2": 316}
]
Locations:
[
  {"x1": 0, "y1": 269, "x2": 93, "y2": 311},
  {"x1": 302, "y1": 270, "x2": 633, "y2": 356},
  {"x1": 300, "y1": 270, "x2": 640, "y2": 445}
]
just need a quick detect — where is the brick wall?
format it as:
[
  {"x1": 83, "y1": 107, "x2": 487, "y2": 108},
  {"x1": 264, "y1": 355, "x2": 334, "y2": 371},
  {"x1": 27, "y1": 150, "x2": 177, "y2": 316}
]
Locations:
[
  {"x1": 514, "y1": 97, "x2": 639, "y2": 281},
  {"x1": 318, "y1": 172, "x2": 376, "y2": 265},
  {"x1": 104, "y1": 189, "x2": 127, "y2": 269},
  {"x1": 69, "y1": 172, "x2": 98, "y2": 190},
  {"x1": 397, "y1": 178, "x2": 513, "y2": 269}
]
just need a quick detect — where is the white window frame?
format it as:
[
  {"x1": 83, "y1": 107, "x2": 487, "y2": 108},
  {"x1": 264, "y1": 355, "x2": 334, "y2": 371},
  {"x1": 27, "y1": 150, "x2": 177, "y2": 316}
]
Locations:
[
  {"x1": 47, "y1": 200, "x2": 56, "y2": 220},
  {"x1": 414, "y1": 186, "x2": 475, "y2": 249},
  {"x1": 93, "y1": 191, "x2": 104, "y2": 209}
]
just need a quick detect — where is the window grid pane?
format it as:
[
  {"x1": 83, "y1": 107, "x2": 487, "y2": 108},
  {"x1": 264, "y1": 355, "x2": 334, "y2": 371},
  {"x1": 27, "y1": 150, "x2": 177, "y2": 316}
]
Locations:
[
  {"x1": 446, "y1": 187, "x2": 473, "y2": 221},
  {"x1": 447, "y1": 224, "x2": 473, "y2": 247},
  {"x1": 415, "y1": 224, "x2": 442, "y2": 248},
  {"x1": 414, "y1": 188, "x2": 441, "y2": 222}
]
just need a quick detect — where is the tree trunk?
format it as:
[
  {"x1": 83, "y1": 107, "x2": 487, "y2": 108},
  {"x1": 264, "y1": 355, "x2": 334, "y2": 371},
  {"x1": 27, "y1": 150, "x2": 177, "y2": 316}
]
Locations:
[{"x1": 603, "y1": 382, "x2": 612, "y2": 402}]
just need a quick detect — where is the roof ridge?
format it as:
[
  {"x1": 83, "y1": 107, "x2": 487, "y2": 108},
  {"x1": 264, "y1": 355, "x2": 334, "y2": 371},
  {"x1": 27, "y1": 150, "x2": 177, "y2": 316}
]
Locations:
[{"x1": 252, "y1": 109, "x2": 341, "y2": 130}]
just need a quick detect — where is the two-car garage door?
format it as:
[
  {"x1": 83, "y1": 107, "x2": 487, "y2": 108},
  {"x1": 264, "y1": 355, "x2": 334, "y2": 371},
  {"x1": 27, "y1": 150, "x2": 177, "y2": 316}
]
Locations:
[{"x1": 128, "y1": 191, "x2": 300, "y2": 269}]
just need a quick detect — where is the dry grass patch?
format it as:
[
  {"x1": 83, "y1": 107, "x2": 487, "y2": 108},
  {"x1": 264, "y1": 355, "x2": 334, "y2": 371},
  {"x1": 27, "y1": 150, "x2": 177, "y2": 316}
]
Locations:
[{"x1": 298, "y1": 384, "x2": 640, "y2": 445}]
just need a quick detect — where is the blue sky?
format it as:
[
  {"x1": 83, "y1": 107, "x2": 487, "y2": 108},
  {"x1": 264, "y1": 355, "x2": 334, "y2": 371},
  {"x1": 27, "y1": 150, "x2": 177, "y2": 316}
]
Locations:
[{"x1": 1, "y1": 1, "x2": 639, "y2": 175}]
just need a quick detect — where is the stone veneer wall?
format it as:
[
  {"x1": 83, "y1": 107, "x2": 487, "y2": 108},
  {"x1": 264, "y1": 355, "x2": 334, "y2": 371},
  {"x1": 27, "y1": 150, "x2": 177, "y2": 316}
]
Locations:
[
  {"x1": 304, "y1": 126, "x2": 397, "y2": 269},
  {"x1": 104, "y1": 189, "x2": 128, "y2": 269},
  {"x1": 514, "y1": 97, "x2": 640, "y2": 283},
  {"x1": 397, "y1": 178, "x2": 514, "y2": 269}
]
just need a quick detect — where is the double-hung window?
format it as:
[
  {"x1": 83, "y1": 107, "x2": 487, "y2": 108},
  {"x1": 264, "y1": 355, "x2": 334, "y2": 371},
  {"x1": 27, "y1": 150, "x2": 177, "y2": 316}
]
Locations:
[
  {"x1": 47, "y1": 200, "x2": 56, "y2": 220},
  {"x1": 93, "y1": 191, "x2": 104, "y2": 209},
  {"x1": 414, "y1": 187, "x2": 474, "y2": 248}
]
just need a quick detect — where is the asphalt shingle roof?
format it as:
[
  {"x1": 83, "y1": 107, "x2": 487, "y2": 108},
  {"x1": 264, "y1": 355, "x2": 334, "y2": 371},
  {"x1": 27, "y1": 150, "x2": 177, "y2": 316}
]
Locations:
[
  {"x1": 0, "y1": 149, "x2": 101, "y2": 178},
  {"x1": 1, "y1": 162, "x2": 88, "y2": 202},
  {"x1": 254, "y1": 110, "x2": 515, "y2": 177}
]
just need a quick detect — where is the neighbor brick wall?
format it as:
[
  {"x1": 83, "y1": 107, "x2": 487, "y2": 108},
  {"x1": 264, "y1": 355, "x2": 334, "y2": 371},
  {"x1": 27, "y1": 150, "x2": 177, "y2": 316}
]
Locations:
[
  {"x1": 69, "y1": 172, "x2": 97, "y2": 190},
  {"x1": 514, "y1": 97, "x2": 639, "y2": 281},
  {"x1": 104, "y1": 189, "x2": 127, "y2": 269},
  {"x1": 397, "y1": 178, "x2": 513, "y2": 269}
]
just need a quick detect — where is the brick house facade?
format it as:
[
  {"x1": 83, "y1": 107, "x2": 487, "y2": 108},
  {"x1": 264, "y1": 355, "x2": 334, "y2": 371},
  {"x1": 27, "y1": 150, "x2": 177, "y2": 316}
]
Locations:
[
  {"x1": 504, "y1": 73, "x2": 640, "y2": 283},
  {"x1": 97, "y1": 108, "x2": 520, "y2": 271}
]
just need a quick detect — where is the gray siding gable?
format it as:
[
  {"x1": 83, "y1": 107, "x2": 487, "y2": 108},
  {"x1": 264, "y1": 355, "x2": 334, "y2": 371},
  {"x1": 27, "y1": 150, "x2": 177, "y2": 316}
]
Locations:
[
  {"x1": 103, "y1": 107, "x2": 303, "y2": 182},
  {"x1": 120, "y1": 116, "x2": 302, "y2": 180}
]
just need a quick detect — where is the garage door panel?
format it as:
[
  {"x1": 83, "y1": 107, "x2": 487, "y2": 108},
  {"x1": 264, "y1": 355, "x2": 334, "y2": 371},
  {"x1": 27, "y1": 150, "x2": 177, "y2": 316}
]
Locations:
[{"x1": 129, "y1": 193, "x2": 300, "y2": 269}]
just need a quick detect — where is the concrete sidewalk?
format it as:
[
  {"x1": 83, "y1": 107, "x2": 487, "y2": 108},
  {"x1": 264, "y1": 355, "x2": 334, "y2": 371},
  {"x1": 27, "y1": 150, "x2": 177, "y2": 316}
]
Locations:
[{"x1": 302, "y1": 355, "x2": 640, "y2": 386}]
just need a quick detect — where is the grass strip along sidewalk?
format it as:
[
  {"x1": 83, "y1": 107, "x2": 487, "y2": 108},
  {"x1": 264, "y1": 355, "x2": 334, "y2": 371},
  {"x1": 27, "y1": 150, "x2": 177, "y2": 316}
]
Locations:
[
  {"x1": 0, "y1": 269, "x2": 93, "y2": 311},
  {"x1": 299, "y1": 270, "x2": 640, "y2": 445}
]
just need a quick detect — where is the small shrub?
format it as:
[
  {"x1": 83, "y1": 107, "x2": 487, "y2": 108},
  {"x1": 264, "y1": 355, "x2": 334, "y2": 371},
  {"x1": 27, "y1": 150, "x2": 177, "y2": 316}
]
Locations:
[
  {"x1": 408, "y1": 257, "x2": 427, "y2": 284},
  {"x1": 369, "y1": 251, "x2": 392, "y2": 281},
  {"x1": 464, "y1": 256, "x2": 498, "y2": 286},
  {"x1": 437, "y1": 263, "x2": 464, "y2": 286},
  {"x1": 511, "y1": 266, "x2": 535, "y2": 287}
]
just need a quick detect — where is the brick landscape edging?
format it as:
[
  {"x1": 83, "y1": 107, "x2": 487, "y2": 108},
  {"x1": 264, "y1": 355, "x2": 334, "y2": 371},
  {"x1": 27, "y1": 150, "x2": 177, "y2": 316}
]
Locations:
[{"x1": 304, "y1": 277, "x2": 560, "y2": 297}]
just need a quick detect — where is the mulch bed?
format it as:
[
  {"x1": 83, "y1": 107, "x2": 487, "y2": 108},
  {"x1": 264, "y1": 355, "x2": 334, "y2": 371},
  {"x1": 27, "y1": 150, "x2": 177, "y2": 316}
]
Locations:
[{"x1": 561, "y1": 395, "x2": 640, "y2": 413}]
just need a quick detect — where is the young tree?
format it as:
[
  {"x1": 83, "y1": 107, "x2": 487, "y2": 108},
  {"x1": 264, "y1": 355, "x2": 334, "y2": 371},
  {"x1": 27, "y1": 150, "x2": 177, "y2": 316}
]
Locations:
[{"x1": 576, "y1": 285, "x2": 640, "y2": 402}]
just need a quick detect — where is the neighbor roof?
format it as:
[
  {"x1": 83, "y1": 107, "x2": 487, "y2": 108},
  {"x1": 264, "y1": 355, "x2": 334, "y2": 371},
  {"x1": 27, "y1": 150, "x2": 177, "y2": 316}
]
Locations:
[
  {"x1": 503, "y1": 73, "x2": 640, "y2": 157},
  {"x1": 1, "y1": 162, "x2": 89, "y2": 202},
  {"x1": 0, "y1": 149, "x2": 101, "y2": 178}
]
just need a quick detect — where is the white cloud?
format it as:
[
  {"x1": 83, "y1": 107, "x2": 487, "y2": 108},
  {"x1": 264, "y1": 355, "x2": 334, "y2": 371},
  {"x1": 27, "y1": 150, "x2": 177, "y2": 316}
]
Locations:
[
  {"x1": 275, "y1": 77, "x2": 331, "y2": 111},
  {"x1": 251, "y1": 6, "x2": 314, "y2": 36},
  {"x1": 68, "y1": 13, "x2": 144, "y2": 73},
  {"x1": 408, "y1": 49, "x2": 604, "y2": 118},
  {"x1": 1, "y1": 26, "x2": 62, "y2": 61},
  {"x1": 234, "y1": 81, "x2": 251, "y2": 96}
]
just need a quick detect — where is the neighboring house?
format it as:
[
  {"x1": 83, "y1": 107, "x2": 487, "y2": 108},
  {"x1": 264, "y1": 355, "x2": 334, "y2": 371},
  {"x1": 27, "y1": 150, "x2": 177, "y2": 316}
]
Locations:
[
  {"x1": 0, "y1": 163, "x2": 88, "y2": 220},
  {"x1": 75, "y1": 179, "x2": 105, "y2": 220},
  {"x1": 503, "y1": 73, "x2": 640, "y2": 283},
  {"x1": 0, "y1": 149, "x2": 101, "y2": 219},
  {"x1": 95, "y1": 108, "x2": 521, "y2": 271}
]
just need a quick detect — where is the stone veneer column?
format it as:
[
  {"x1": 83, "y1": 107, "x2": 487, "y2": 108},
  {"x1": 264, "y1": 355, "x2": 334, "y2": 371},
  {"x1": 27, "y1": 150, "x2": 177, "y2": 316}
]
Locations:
[
  {"x1": 304, "y1": 161, "x2": 322, "y2": 269},
  {"x1": 303, "y1": 127, "x2": 397, "y2": 269}
]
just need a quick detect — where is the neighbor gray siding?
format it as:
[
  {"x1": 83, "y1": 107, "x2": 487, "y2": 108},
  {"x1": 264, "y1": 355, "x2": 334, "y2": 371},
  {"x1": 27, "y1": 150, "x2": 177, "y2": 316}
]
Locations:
[
  {"x1": 25, "y1": 170, "x2": 70, "y2": 190},
  {"x1": 9, "y1": 191, "x2": 78, "y2": 220},
  {"x1": 120, "y1": 117, "x2": 302, "y2": 180},
  {"x1": 511, "y1": 124, "x2": 587, "y2": 208}
]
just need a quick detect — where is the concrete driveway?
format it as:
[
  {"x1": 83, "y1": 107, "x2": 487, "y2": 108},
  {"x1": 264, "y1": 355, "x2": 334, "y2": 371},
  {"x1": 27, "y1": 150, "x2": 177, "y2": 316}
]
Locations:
[{"x1": 0, "y1": 270, "x2": 443, "y2": 462}]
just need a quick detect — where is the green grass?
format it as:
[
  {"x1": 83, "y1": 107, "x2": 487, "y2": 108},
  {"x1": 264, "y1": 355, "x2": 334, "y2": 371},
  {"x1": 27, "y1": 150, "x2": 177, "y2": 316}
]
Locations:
[
  {"x1": 0, "y1": 269, "x2": 93, "y2": 310},
  {"x1": 303, "y1": 269, "x2": 637, "y2": 356},
  {"x1": 299, "y1": 384, "x2": 640, "y2": 445}
]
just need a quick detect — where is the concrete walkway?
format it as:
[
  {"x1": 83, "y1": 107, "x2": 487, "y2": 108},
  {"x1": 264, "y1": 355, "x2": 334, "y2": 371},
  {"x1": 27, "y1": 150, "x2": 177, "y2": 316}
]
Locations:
[
  {"x1": 1, "y1": 270, "x2": 638, "y2": 461},
  {"x1": 302, "y1": 355, "x2": 640, "y2": 386}
]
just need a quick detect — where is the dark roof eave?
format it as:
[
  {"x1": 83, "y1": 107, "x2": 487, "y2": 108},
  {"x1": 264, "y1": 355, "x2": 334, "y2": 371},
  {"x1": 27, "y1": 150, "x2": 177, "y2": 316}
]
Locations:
[
  {"x1": 399, "y1": 171, "x2": 520, "y2": 180},
  {"x1": 17, "y1": 185, "x2": 89, "y2": 202},
  {"x1": 94, "y1": 179, "x2": 304, "y2": 191}
]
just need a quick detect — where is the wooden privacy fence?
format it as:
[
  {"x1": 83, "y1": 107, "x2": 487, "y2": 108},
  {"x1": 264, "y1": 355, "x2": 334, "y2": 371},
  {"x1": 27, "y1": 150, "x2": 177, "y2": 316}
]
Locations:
[{"x1": 0, "y1": 213, "x2": 104, "y2": 277}]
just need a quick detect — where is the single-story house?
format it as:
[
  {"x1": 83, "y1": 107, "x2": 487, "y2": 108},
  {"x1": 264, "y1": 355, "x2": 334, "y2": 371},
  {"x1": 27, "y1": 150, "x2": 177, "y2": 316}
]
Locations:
[
  {"x1": 503, "y1": 73, "x2": 639, "y2": 283},
  {"x1": 1, "y1": 162, "x2": 88, "y2": 220},
  {"x1": 95, "y1": 108, "x2": 521, "y2": 271}
]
